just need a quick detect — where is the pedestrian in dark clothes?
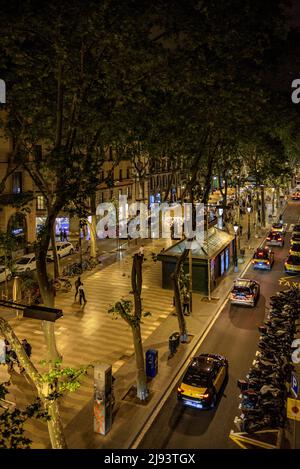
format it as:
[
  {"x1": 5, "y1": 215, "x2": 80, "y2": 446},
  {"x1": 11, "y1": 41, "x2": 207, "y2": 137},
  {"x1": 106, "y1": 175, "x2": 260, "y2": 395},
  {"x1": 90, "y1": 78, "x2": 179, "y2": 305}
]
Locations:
[
  {"x1": 74, "y1": 276, "x2": 81, "y2": 302},
  {"x1": 78, "y1": 283, "x2": 87, "y2": 305},
  {"x1": 59, "y1": 229, "x2": 63, "y2": 241},
  {"x1": 63, "y1": 229, "x2": 68, "y2": 241},
  {"x1": 19, "y1": 339, "x2": 32, "y2": 373},
  {"x1": 183, "y1": 293, "x2": 190, "y2": 316}
]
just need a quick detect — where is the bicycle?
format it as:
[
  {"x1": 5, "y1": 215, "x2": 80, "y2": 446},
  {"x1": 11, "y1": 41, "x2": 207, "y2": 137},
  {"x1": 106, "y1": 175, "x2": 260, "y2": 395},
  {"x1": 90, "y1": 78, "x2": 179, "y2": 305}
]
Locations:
[{"x1": 53, "y1": 278, "x2": 72, "y2": 292}]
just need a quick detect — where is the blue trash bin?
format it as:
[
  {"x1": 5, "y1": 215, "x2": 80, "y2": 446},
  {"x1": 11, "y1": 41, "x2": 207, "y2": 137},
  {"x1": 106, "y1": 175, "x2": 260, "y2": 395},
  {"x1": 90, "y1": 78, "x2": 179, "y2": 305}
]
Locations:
[{"x1": 146, "y1": 349, "x2": 158, "y2": 378}]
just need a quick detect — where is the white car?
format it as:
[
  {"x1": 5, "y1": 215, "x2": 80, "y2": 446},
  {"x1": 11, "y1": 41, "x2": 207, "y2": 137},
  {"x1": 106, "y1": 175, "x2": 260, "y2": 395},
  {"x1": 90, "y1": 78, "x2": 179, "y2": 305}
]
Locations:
[
  {"x1": 0, "y1": 265, "x2": 12, "y2": 283},
  {"x1": 15, "y1": 254, "x2": 37, "y2": 273},
  {"x1": 47, "y1": 241, "x2": 74, "y2": 261}
]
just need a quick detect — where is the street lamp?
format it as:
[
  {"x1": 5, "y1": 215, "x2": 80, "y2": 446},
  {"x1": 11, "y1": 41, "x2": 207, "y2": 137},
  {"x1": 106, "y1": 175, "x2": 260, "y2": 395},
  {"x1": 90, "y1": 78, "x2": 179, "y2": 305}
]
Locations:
[
  {"x1": 218, "y1": 207, "x2": 223, "y2": 230},
  {"x1": 247, "y1": 206, "x2": 252, "y2": 242},
  {"x1": 233, "y1": 222, "x2": 239, "y2": 272}
]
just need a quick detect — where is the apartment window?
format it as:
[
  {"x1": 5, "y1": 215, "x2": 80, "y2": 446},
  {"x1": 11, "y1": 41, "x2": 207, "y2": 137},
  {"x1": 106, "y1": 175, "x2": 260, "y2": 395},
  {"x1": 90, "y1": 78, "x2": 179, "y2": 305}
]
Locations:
[
  {"x1": 119, "y1": 169, "x2": 123, "y2": 181},
  {"x1": 36, "y1": 195, "x2": 46, "y2": 210},
  {"x1": 110, "y1": 190, "x2": 113, "y2": 200},
  {"x1": 12, "y1": 172, "x2": 22, "y2": 194},
  {"x1": 109, "y1": 146, "x2": 113, "y2": 161},
  {"x1": 100, "y1": 171, "x2": 104, "y2": 182},
  {"x1": 127, "y1": 168, "x2": 130, "y2": 179}
]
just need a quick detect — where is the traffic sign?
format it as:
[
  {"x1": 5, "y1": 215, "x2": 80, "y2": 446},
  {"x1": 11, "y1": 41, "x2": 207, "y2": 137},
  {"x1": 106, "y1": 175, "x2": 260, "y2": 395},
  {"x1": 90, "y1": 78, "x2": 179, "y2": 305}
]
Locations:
[
  {"x1": 292, "y1": 372, "x2": 299, "y2": 398},
  {"x1": 287, "y1": 398, "x2": 300, "y2": 421}
]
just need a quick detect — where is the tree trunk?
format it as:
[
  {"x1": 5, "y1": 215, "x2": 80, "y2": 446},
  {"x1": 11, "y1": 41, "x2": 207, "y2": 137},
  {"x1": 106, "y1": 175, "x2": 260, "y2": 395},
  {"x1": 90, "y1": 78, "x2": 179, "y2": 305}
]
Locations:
[
  {"x1": 201, "y1": 155, "x2": 214, "y2": 205},
  {"x1": 89, "y1": 193, "x2": 98, "y2": 259},
  {"x1": 170, "y1": 248, "x2": 188, "y2": 342},
  {"x1": 86, "y1": 219, "x2": 97, "y2": 259},
  {"x1": 261, "y1": 185, "x2": 266, "y2": 227},
  {"x1": 50, "y1": 224, "x2": 60, "y2": 279},
  {"x1": 131, "y1": 253, "x2": 148, "y2": 400},
  {"x1": 36, "y1": 207, "x2": 61, "y2": 362},
  {"x1": 131, "y1": 323, "x2": 148, "y2": 400}
]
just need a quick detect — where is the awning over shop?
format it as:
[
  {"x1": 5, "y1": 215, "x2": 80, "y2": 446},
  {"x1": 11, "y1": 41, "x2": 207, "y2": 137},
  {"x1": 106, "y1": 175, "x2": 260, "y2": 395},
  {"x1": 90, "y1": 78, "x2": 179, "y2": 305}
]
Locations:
[{"x1": 158, "y1": 227, "x2": 235, "y2": 261}]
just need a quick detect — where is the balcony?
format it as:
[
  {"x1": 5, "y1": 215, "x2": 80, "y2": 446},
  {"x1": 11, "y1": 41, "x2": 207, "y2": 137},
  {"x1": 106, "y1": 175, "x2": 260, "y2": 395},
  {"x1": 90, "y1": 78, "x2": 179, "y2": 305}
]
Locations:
[{"x1": 0, "y1": 191, "x2": 34, "y2": 207}]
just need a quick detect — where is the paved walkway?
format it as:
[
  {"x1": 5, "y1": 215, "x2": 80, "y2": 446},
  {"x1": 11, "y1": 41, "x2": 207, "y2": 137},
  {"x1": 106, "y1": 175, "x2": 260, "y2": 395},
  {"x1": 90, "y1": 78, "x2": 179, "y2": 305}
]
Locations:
[{"x1": 0, "y1": 203, "x2": 285, "y2": 448}]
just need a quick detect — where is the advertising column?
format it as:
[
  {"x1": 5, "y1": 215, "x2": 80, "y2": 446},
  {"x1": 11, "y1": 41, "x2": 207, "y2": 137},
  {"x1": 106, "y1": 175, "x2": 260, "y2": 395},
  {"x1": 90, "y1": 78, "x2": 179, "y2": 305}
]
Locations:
[{"x1": 94, "y1": 363, "x2": 113, "y2": 435}]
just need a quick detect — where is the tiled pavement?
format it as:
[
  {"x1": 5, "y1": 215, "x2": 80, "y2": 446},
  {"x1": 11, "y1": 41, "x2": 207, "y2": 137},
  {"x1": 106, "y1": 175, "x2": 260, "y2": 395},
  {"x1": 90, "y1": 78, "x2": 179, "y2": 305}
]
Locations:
[
  {"x1": 0, "y1": 203, "x2": 285, "y2": 448},
  {"x1": 0, "y1": 237, "x2": 177, "y2": 448}
]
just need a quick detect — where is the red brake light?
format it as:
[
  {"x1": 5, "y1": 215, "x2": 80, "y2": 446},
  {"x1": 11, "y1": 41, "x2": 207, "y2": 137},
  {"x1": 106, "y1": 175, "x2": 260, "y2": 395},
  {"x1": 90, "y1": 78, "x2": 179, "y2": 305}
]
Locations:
[{"x1": 199, "y1": 393, "x2": 209, "y2": 398}]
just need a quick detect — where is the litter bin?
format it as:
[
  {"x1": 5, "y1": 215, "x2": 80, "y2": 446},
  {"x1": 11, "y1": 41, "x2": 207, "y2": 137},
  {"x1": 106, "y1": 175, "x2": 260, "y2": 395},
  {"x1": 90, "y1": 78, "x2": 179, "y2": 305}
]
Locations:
[
  {"x1": 146, "y1": 349, "x2": 158, "y2": 378},
  {"x1": 169, "y1": 332, "x2": 180, "y2": 356}
]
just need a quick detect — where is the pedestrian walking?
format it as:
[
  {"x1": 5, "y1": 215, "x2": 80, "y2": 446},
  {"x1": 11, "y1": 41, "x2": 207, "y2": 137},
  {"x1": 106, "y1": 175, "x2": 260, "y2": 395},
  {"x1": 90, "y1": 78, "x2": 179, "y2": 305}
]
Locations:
[
  {"x1": 183, "y1": 293, "x2": 190, "y2": 316},
  {"x1": 59, "y1": 228, "x2": 63, "y2": 241},
  {"x1": 78, "y1": 283, "x2": 87, "y2": 305},
  {"x1": 138, "y1": 245, "x2": 144, "y2": 257},
  {"x1": 74, "y1": 276, "x2": 82, "y2": 302},
  {"x1": 63, "y1": 229, "x2": 68, "y2": 241},
  {"x1": 5, "y1": 339, "x2": 17, "y2": 372},
  {"x1": 19, "y1": 338, "x2": 32, "y2": 373}
]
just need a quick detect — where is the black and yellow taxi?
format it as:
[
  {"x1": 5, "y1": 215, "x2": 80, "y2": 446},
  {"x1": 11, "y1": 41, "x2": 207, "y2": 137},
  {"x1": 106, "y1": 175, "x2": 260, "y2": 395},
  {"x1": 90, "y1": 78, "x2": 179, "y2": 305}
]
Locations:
[
  {"x1": 289, "y1": 243, "x2": 300, "y2": 257},
  {"x1": 177, "y1": 354, "x2": 228, "y2": 409},
  {"x1": 285, "y1": 255, "x2": 300, "y2": 274},
  {"x1": 252, "y1": 247, "x2": 274, "y2": 270},
  {"x1": 271, "y1": 223, "x2": 285, "y2": 235}
]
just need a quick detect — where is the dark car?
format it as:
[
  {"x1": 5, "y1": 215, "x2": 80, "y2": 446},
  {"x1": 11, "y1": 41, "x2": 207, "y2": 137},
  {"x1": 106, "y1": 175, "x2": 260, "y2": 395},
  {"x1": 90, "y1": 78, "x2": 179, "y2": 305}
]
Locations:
[
  {"x1": 266, "y1": 231, "x2": 284, "y2": 247},
  {"x1": 230, "y1": 278, "x2": 260, "y2": 307},
  {"x1": 177, "y1": 354, "x2": 228, "y2": 409},
  {"x1": 252, "y1": 247, "x2": 274, "y2": 270}
]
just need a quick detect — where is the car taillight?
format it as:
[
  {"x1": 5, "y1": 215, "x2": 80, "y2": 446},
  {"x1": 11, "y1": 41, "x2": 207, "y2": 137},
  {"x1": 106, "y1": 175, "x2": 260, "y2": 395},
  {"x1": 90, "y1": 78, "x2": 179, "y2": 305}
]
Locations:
[
  {"x1": 177, "y1": 387, "x2": 183, "y2": 393},
  {"x1": 199, "y1": 393, "x2": 209, "y2": 398},
  {"x1": 278, "y1": 237, "x2": 282, "y2": 241},
  {"x1": 267, "y1": 237, "x2": 270, "y2": 240},
  {"x1": 266, "y1": 260, "x2": 270, "y2": 264}
]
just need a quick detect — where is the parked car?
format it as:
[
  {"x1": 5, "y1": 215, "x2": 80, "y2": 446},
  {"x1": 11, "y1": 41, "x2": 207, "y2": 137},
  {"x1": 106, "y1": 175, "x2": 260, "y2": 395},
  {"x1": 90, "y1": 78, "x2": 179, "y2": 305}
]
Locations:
[
  {"x1": 290, "y1": 233, "x2": 300, "y2": 245},
  {"x1": 292, "y1": 225, "x2": 300, "y2": 236},
  {"x1": 230, "y1": 278, "x2": 260, "y2": 307},
  {"x1": 177, "y1": 354, "x2": 228, "y2": 409},
  {"x1": 0, "y1": 265, "x2": 12, "y2": 283},
  {"x1": 285, "y1": 255, "x2": 300, "y2": 274},
  {"x1": 266, "y1": 231, "x2": 284, "y2": 247},
  {"x1": 14, "y1": 254, "x2": 37, "y2": 273},
  {"x1": 47, "y1": 242, "x2": 75, "y2": 261},
  {"x1": 252, "y1": 247, "x2": 274, "y2": 270}
]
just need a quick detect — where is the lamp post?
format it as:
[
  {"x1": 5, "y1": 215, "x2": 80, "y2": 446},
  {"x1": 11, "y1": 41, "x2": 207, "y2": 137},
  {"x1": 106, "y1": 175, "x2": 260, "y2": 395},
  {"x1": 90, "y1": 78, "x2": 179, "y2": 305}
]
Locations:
[
  {"x1": 233, "y1": 222, "x2": 239, "y2": 272},
  {"x1": 247, "y1": 206, "x2": 252, "y2": 246},
  {"x1": 218, "y1": 207, "x2": 223, "y2": 230}
]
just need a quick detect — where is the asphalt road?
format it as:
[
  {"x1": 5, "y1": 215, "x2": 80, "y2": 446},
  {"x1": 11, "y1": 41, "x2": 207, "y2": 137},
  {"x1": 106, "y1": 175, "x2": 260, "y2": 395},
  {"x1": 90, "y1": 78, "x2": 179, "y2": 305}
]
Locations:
[{"x1": 139, "y1": 201, "x2": 300, "y2": 449}]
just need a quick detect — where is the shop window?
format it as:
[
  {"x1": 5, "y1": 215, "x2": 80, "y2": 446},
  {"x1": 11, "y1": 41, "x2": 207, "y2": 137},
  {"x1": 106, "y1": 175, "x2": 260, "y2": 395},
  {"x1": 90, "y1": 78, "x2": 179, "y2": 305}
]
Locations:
[{"x1": 12, "y1": 172, "x2": 22, "y2": 194}]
